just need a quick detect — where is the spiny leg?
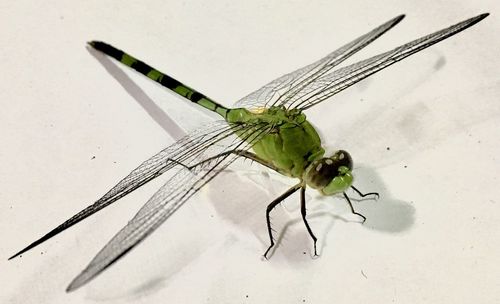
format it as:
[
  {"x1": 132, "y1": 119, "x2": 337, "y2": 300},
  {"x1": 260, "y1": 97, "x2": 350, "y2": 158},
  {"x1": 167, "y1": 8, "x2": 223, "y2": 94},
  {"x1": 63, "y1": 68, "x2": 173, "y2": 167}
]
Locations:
[
  {"x1": 300, "y1": 186, "x2": 318, "y2": 256},
  {"x1": 166, "y1": 158, "x2": 192, "y2": 170},
  {"x1": 351, "y1": 185, "x2": 379, "y2": 199},
  {"x1": 231, "y1": 150, "x2": 285, "y2": 174},
  {"x1": 343, "y1": 192, "x2": 367, "y2": 223},
  {"x1": 183, "y1": 149, "x2": 298, "y2": 257},
  {"x1": 187, "y1": 149, "x2": 284, "y2": 174},
  {"x1": 263, "y1": 183, "x2": 302, "y2": 259}
]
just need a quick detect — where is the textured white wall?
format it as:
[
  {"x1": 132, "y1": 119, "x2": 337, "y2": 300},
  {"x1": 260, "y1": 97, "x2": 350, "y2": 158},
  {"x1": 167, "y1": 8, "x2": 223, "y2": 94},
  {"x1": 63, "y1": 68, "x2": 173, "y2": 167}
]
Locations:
[{"x1": 1, "y1": 1, "x2": 499, "y2": 303}]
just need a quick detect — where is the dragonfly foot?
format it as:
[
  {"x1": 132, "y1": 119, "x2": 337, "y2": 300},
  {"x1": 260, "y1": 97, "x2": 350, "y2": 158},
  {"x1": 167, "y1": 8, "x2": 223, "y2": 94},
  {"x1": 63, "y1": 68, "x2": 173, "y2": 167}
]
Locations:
[
  {"x1": 356, "y1": 212, "x2": 367, "y2": 223},
  {"x1": 263, "y1": 244, "x2": 275, "y2": 259},
  {"x1": 351, "y1": 186, "x2": 379, "y2": 200},
  {"x1": 312, "y1": 242, "x2": 319, "y2": 257},
  {"x1": 343, "y1": 192, "x2": 367, "y2": 223}
]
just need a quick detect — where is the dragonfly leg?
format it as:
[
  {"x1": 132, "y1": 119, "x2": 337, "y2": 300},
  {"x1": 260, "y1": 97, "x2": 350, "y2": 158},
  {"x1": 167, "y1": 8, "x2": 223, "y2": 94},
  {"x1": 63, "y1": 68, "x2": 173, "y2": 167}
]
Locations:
[
  {"x1": 351, "y1": 185, "x2": 379, "y2": 199},
  {"x1": 231, "y1": 150, "x2": 285, "y2": 174},
  {"x1": 343, "y1": 192, "x2": 366, "y2": 223},
  {"x1": 166, "y1": 158, "x2": 191, "y2": 170},
  {"x1": 263, "y1": 183, "x2": 302, "y2": 259},
  {"x1": 187, "y1": 149, "x2": 284, "y2": 174},
  {"x1": 300, "y1": 186, "x2": 318, "y2": 256}
]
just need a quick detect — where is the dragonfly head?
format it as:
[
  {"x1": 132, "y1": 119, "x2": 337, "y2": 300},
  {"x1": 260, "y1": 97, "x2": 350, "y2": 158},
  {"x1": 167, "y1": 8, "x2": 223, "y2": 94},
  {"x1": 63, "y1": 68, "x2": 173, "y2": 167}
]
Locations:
[{"x1": 304, "y1": 150, "x2": 353, "y2": 195}]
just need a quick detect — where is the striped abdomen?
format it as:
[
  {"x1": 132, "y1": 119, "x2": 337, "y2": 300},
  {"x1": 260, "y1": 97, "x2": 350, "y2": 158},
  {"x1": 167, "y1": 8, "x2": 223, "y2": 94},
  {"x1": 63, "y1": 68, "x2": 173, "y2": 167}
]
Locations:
[{"x1": 89, "y1": 41, "x2": 229, "y2": 118}]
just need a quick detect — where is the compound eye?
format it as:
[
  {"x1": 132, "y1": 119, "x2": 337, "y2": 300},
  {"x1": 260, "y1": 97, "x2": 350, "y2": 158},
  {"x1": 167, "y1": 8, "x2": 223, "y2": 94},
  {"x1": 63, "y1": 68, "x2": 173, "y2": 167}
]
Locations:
[
  {"x1": 305, "y1": 158, "x2": 334, "y2": 189},
  {"x1": 330, "y1": 150, "x2": 353, "y2": 171}
]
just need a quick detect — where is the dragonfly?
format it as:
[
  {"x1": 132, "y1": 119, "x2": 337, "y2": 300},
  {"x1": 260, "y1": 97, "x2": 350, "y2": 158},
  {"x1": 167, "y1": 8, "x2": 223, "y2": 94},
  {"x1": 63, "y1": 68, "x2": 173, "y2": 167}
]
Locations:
[{"x1": 9, "y1": 13, "x2": 488, "y2": 291}]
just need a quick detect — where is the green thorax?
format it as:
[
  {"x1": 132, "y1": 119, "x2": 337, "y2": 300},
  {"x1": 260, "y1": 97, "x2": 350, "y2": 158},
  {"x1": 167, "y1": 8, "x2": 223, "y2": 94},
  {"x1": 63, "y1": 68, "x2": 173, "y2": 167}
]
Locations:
[{"x1": 227, "y1": 106, "x2": 325, "y2": 178}]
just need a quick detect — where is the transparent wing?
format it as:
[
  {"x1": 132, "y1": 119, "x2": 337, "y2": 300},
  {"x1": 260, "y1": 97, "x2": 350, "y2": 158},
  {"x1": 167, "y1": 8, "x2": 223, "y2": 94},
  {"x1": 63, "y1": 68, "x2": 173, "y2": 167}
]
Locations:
[
  {"x1": 234, "y1": 15, "x2": 405, "y2": 110},
  {"x1": 66, "y1": 122, "x2": 270, "y2": 291},
  {"x1": 9, "y1": 120, "x2": 258, "y2": 260},
  {"x1": 286, "y1": 13, "x2": 489, "y2": 110}
]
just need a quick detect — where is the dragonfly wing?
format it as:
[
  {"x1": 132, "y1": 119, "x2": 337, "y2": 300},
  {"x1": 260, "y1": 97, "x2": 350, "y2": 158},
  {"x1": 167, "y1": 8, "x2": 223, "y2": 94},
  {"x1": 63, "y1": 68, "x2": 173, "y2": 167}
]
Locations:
[
  {"x1": 66, "y1": 161, "x2": 219, "y2": 291},
  {"x1": 289, "y1": 13, "x2": 489, "y2": 111},
  {"x1": 234, "y1": 15, "x2": 405, "y2": 109},
  {"x1": 66, "y1": 122, "x2": 270, "y2": 291},
  {"x1": 9, "y1": 120, "x2": 253, "y2": 260}
]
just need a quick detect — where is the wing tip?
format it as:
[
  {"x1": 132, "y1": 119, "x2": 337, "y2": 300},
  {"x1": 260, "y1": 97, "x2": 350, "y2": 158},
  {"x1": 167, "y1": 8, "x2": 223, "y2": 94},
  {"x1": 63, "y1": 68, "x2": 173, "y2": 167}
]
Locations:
[
  {"x1": 477, "y1": 12, "x2": 490, "y2": 20},
  {"x1": 461, "y1": 12, "x2": 489, "y2": 30},
  {"x1": 384, "y1": 14, "x2": 405, "y2": 30},
  {"x1": 391, "y1": 12, "x2": 488, "y2": 26},
  {"x1": 8, "y1": 252, "x2": 20, "y2": 261},
  {"x1": 7, "y1": 225, "x2": 71, "y2": 261},
  {"x1": 8, "y1": 243, "x2": 38, "y2": 261},
  {"x1": 66, "y1": 279, "x2": 82, "y2": 293},
  {"x1": 66, "y1": 270, "x2": 95, "y2": 292},
  {"x1": 388, "y1": 14, "x2": 405, "y2": 26}
]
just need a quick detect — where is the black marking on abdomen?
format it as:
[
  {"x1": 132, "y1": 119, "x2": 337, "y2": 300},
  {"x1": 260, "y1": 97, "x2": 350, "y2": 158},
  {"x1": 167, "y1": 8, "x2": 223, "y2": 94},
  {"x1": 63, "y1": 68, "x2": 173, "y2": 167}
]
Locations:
[
  {"x1": 89, "y1": 41, "x2": 228, "y2": 116},
  {"x1": 190, "y1": 92, "x2": 203, "y2": 103},
  {"x1": 90, "y1": 41, "x2": 124, "y2": 61},
  {"x1": 130, "y1": 60, "x2": 152, "y2": 75},
  {"x1": 159, "y1": 75, "x2": 182, "y2": 90}
]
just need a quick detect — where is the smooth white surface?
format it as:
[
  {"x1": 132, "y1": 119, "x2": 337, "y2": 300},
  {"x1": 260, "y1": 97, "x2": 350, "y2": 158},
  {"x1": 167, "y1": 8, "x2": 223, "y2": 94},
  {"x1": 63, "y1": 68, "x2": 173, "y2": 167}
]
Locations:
[{"x1": 1, "y1": 1, "x2": 499, "y2": 303}]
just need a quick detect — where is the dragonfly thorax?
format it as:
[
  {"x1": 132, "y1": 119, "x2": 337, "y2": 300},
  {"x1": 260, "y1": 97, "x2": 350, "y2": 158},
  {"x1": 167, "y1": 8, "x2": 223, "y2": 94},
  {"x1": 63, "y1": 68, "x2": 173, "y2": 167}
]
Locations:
[{"x1": 303, "y1": 150, "x2": 354, "y2": 195}]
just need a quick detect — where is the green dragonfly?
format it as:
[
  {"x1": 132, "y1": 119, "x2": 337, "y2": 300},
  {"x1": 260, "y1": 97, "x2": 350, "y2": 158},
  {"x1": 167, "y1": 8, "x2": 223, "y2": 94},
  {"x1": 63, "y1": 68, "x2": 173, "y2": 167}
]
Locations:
[{"x1": 9, "y1": 13, "x2": 488, "y2": 291}]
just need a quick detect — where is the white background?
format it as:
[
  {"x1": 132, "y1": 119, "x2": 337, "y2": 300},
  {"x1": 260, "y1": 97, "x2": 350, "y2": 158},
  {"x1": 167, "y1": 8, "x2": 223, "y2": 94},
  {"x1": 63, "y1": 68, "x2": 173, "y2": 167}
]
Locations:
[{"x1": 1, "y1": 1, "x2": 499, "y2": 303}]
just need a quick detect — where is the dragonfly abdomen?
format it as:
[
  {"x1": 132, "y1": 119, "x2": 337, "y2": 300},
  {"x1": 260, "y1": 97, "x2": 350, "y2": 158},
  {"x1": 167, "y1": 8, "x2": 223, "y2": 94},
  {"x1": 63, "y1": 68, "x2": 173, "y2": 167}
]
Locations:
[{"x1": 89, "y1": 41, "x2": 229, "y2": 118}]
